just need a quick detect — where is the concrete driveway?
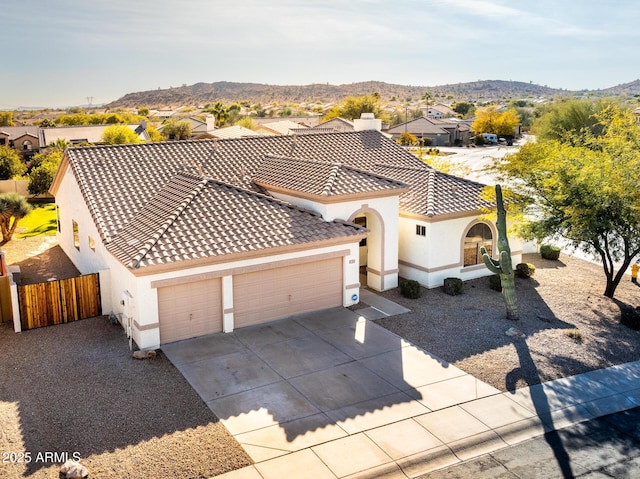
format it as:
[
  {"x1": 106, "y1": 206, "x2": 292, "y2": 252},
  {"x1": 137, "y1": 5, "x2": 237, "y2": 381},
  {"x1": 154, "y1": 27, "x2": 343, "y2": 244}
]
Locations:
[{"x1": 162, "y1": 302, "x2": 499, "y2": 467}]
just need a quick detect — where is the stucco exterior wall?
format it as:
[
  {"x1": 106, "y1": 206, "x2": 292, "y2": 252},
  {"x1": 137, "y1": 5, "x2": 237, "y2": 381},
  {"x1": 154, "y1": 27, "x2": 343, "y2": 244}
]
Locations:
[{"x1": 398, "y1": 214, "x2": 523, "y2": 288}]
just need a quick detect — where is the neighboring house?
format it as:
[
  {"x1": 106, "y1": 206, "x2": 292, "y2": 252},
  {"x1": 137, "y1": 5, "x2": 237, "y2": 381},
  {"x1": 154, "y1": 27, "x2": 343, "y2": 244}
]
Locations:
[
  {"x1": 50, "y1": 116, "x2": 521, "y2": 350},
  {"x1": 426, "y1": 104, "x2": 456, "y2": 119},
  {"x1": 254, "y1": 120, "x2": 309, "y2": 136},
  {"x1": 189, "y1": 115, "x2": 216, "y2": 138},
  {"x1": 0, "y1": 126, "x2": 41, "y2": 158},
  {"x1": 211, "y1": 125, "x2": 265, "y2": 139},
  {"x1": 634, "y1": 107, "x2": 640, "y2": 123},
  {"x1": 314, "y1": 117, "x2": 355, "y2": 132},
  {"x1": 253, "y1": 116, "x2": 321, "y2": 128},
  {"x1": 40, "y1": 123, "x2": 150, "y2": 146},
  {"x1": 387, "y1": 116, "x2": 470, "y2": 146}
]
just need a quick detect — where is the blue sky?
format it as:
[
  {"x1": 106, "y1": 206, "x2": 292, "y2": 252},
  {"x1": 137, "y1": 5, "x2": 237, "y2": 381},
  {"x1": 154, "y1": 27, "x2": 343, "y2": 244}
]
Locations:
[{"x1": 1, "y1": 0, "x2": 639, "y2": 108}]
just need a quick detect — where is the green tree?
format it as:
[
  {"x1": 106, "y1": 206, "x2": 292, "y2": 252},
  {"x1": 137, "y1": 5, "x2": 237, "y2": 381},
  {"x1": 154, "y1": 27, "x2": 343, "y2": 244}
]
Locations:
[
  {"x1": 161, "y1": 120, "x2": 192, "y2": 140},
  {"x1": 0, "y1": 145, "x2": 27, "y2": 179},
  {"x1": 101, "y1": 125, "x2": 141, "y2": 144},
  {"x1": 472, "y1": 106, "x2": 520, "y2": 136},
  {"x1": 0, "y1": 111, "x2": 15, "y2": 127},
  {"x1": 494, "y1": 106, "x2": 640, "y2": 299},
  {"x1": 532, "y1": 98, "x2": 613, "y2": 143},
  {"x1": 28, "y1": 150, "x2": 62, "y2": 195},
  {"x1": 452, "y1": 101, "x2": 475, "y2": 118},
  {"x1": 205, "y1": 102, "x2": 230, "y2": 127},
  {"x1": 137, "y1": 106, "x2": 150, "y2": 117},
  {"x1": 39, "y1": 118, "x2": 56, "y2": 127},
  {"x1": 0, "y1": 193, "x2": 32, "y2": 243},
  {"x1": 49, "y1": 138, "x2": 71, "y2": 151},
  {"x1": 322, "y1": 94, "x2": 384, "y2": 122}
]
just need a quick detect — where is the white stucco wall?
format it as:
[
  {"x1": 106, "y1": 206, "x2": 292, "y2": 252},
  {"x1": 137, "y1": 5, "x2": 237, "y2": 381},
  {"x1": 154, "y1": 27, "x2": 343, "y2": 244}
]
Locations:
[{"x1": 399, "y1": 214, "x2": 523, "y2": 288}]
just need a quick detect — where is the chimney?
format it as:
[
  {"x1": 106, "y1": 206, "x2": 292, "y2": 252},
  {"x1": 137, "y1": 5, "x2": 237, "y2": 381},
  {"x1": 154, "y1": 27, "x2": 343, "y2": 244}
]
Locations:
[
  {"x1": 206, "y1": 114, "x2": 215, "y2": 133},
  {"x1": 354, "y1": 112, "x2": 381, "y2": 132}
]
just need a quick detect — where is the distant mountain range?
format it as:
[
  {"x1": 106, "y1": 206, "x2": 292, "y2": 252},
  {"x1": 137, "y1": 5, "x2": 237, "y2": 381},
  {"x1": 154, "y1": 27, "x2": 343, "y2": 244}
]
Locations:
[{"x1": 106, "y1": 79, "x2": 640, "y2": 109}]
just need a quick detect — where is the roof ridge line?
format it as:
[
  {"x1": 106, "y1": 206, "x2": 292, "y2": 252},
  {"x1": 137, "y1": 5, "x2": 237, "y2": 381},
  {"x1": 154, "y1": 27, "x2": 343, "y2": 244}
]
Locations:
[
  {"x1": 426, "y1": 169, "x2": 437, "y2": 217},
  {"x1": 129, "y1": 176, "x2": 208, "y2": 268},
  {"x1": 321, "y1": 162, "x2": 342, "y2": 196}
]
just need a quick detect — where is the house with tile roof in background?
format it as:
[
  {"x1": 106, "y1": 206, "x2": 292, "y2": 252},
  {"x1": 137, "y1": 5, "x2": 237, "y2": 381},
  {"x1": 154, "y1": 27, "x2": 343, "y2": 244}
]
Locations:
[
  {"x1": 0, "y1": 126, "x2": 41, "y2": 159},
  {"x1": 50, "y1": 113, "x2": 522, "y2": 350}
]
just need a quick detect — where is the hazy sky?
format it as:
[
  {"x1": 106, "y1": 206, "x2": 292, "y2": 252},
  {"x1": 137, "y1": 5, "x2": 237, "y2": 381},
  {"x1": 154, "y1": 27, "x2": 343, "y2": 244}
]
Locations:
[{"x1": 2, "y1": 0, "x2": 639, "y2": 108}]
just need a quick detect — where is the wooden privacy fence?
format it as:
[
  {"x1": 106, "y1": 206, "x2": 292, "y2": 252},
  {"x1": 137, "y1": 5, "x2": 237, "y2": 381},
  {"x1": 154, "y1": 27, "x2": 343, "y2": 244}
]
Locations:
[{"x1": 18, "y1": 273, "x2": 101, "y2": 330}]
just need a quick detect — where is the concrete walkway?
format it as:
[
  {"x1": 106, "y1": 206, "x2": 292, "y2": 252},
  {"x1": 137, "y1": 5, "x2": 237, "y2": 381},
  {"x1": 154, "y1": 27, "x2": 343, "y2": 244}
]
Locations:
[{"x1": 162, "y1": 297, "x2": 640, "y2": 479}]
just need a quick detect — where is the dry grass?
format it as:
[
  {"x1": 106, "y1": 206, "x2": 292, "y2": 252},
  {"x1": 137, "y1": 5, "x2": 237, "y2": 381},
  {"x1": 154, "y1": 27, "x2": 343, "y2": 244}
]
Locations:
[{"x1": 376, "y1": 253, "x2": 640, "y2": 392}]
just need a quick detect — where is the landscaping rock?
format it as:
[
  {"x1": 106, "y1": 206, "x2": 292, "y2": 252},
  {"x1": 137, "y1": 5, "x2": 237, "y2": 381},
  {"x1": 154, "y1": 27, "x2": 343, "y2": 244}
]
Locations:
[
  {"x1": 60, "y1": 460, "x2": 89, "y2": 479},
  {"x1": 505, "y1": 327, "x2": 526, "y2": 338},
  {"x1": 132, "y1": 349, "x2": 157, "y2": 360}
]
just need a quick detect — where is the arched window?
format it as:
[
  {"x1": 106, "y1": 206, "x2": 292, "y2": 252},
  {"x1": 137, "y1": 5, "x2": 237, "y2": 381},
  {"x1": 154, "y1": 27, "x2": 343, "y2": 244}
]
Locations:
[
  {"x1": 464, "y1": 223, "x2": 493, "y2": 266},
  {"x1": 23, "y1": 140, "x2": 32, "y2": 150}
]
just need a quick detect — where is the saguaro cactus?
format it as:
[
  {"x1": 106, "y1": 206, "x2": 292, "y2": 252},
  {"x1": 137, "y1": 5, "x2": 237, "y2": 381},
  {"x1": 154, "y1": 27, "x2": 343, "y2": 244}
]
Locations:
[{"x1": 480, "y1": 184, "x2": 519, "y2": 320}]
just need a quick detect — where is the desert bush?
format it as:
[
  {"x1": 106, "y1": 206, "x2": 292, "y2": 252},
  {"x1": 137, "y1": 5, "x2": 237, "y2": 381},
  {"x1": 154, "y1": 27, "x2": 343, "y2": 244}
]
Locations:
[
  {"x1": 564, "y1": 328, "x2": 583, "y2": 341},
  {"x1": 540, "y1": 244, "x2": 561, "y2": 260},
  {"x1": 620, "y1": 305, "x2": 640, "y2": 330},
  {"x1": 516, "y1": 263, "x2": 536, "y2": 278},
  {"x1": 443, "y1": 277, "x2": 463, "y2": 295},
  {"x1": 400, "y1": 279, "x2": 421, "y2": 299}
]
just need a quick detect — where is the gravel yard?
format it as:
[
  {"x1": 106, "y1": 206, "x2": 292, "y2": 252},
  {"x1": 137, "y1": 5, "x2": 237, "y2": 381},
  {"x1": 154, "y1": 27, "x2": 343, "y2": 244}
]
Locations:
[
  {"x1": 0, "y1": 317, "x2": 252, "y2": 479},
  {"x1": 376, "y1": 253, "x2": 640, "y2": 392}
]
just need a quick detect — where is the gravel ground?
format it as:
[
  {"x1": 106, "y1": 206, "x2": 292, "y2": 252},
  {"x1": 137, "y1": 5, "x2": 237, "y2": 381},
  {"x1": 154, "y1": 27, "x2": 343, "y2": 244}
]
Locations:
[
  {"x1": 376, "y1": 253, "x2": 640, "y2": 392},
  {"x1": 0, "y1": 317, "x2": 252, "y2": 479}
]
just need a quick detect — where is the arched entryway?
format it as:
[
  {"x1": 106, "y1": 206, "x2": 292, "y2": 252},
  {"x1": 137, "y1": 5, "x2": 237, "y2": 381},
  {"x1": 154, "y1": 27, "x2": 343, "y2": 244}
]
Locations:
[{"x1": 349, "y1": 207, "x2": 386, "y2": 291}]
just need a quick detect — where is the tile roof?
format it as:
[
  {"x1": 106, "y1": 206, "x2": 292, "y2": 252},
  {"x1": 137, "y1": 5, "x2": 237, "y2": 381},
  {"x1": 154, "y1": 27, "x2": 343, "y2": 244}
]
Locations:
[
  {"x1": 254, "y1": 155, "x2": 407, "y2": 198},
  {"x1": 212, "y1": 125, "x2": 263, "y2": 139},
  {"x1": 0, "y1": 126, "x2": 40, "y2": 138},
  {"x1": 107, "y1": 172, "x2": 365, "y2": 269},
  {"x1": 374, "y1": 164, "x2": 492, "y2": 217},
  {"x1": 387, "y1": 117, "x2": 450, "y2": 135},
  {"x1": 64, "y1": 130, "x2": 486, "y2": 269}
]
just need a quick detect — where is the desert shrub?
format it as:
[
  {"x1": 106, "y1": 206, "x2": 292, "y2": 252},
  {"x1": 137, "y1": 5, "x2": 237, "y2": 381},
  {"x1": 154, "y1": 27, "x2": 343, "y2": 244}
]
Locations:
[
  {"x1": 400, "y1": 279, "x2": 421, "y2": 299},
  {"x1": 489, "y1": 274, "x2": 502, "y2": 291},
  {"x1": 474, "y1": 135, "x2": 485, "y2": 146},
  {"x1": 620, "y1": 305, "x2": 640, "y2": 330},
  {"x1": 443, "y1": 277, "x2": 463, "y2": 296},
  {"x1": 516, "y1": 263, "x2": 536, "y2": 278},
  {"x1": 540, "y1": 244, "x2": 561, "y2": 260},
  {"x1": 564, "y1": 328, "x2": 583, "y2": 341}
]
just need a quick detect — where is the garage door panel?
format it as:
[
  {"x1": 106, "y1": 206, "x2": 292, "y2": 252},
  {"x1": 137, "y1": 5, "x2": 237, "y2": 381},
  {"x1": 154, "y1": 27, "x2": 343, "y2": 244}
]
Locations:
[
  {"x1": 234, "y1": 258, "x2": 342, "y2": 328},
  {"x1": 158, "y1": 278, "x2": 222, "y2": 344}
]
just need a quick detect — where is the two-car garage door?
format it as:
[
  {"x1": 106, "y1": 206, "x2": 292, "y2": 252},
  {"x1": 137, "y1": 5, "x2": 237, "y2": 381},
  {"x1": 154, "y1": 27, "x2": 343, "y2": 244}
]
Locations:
[{"x1": 158, "y1": 257, "x2": 343, "y2": 344}]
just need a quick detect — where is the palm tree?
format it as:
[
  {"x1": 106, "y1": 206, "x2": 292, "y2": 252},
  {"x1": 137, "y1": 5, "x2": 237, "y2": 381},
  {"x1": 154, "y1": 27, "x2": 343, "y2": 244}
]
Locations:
[
  {"x1": 0, "y1": 193, "x2": 32, "y2": 244},
  {"x1": 423, "y1": 91, "x2": 433, "y2": 117}
]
